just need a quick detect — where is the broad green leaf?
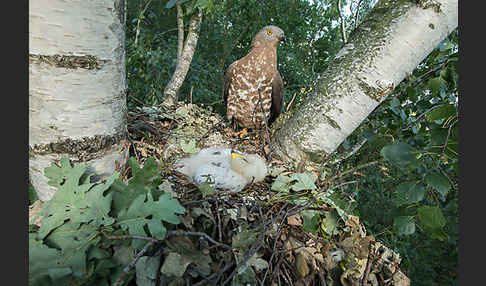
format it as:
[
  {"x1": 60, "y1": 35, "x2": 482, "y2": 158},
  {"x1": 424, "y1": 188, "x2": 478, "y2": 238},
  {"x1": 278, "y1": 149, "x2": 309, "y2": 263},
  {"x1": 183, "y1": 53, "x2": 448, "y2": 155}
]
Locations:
[
  {"x1": 111, "y1": 157, "x2": 163, "y2": 216},
  {"x1": 321, "y1": 211, "x2": 339, "y2": 236},
  {"x1": 425, "y1": 104, "x2": 456, "y2": 122},
  {"x1": 194, "y1": 0, "x2": 210, "y2": 10},
  {"x1": 271, "y1": 174, "x2": 292, "y2": 193},
  {"x1": 302, "y1": 210, "x2": 320, "y2": 234},
  {"x1": 417, "y1": 206, "x2": 447, "y2": 240},
  {"x1": 45, "y1": 223, "x2": 101, "y2": 278},
  {"x1": 44, "y1": 158, "x2": 74, "y2": 188},
  {"x1": 38, "y1": 170, "x2": 117, "y2": 240},
  {"x1": 136, "y1": 255, "x2": 162, "y2": 285},
  {"x1": 290, "y1": 172, "x2": 317, "y2": 191},
  {"x1": 29, "y1": 234, "x2": 63, "y2": 285},
  {"x1": 425, "y1": 171, "x2": 451, "y2": 197},
  {"x1": 406, "y1": 86, "x2": 417, "y2": 101},
  {"x1": 396, "y1": 182, "x2": 425, "y2": 205},
  {"x1": 38, "y1": 162, "x2": 89, "y2": 239},
  {"x1": 380, "y1": 142, "x2": 419, "y2": 170},
  {"x1": 428, "y1": 77, "x2": 443, "y2": 96},
  {"x1": 160, "y1": 252, "x2": 192, "y2": 278},
  {"x1": 165, "y1": 0, "x2": 177, "y2": 8},
  {"x1": 117, "y1": 193, "x2": 185, "y2": 249},
  {"x1": 393, "y1": 216, "x2": 415, "y2": 235}
]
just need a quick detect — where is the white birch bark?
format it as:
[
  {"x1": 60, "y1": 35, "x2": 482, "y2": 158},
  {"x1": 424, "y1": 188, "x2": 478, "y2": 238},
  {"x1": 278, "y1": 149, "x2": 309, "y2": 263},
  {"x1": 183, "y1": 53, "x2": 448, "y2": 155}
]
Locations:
[
  {"x1": 29, "y1": 0, "x2": 128, "y2": 201},
  {"x1": 273, "y1": 0, "x2": 458, "y2": 164}
]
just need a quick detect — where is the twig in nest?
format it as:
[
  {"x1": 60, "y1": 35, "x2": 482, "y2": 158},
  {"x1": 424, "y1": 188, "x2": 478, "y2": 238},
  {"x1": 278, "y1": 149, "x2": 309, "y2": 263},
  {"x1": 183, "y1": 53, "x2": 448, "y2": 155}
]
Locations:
[
  {"x1": 193, "y1": 261, "x2": 236, "y2": 286},
  {"x1": 361, "y1": 240, "x2": 375, "y2": 286},
  {"x1": 167, "y1": 230, "x2": 232, "y2": 251},
  {"x1": 215, "y1": 199, "x2": 223, "y2": 243}
]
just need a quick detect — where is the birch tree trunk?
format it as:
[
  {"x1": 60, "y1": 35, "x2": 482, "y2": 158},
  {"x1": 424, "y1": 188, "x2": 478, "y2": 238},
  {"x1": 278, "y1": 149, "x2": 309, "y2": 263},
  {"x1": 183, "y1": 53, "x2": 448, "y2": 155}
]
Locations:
[
  {"x1": 272, "y1": 0, "x2": 458, "y2": 165},
  {"x1": 163, "y1": 9, "x2": 203, "y2": 105},
  {"x1": 29, "y1": 0, "x2": 128, "y2": 201}
]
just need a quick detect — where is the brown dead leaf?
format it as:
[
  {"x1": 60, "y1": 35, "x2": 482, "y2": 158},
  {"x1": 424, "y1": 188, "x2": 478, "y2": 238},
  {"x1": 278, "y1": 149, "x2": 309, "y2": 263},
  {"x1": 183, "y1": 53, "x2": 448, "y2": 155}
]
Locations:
[
  {"x1": 287, "y1": 214, "x2": 303, "y2": 226},
  {"x1": 264, "y1": 145, "x2": 271, "y2": 156},
  {"x1": 295, "y1": 252, "x2": 310, "y2": 278}
]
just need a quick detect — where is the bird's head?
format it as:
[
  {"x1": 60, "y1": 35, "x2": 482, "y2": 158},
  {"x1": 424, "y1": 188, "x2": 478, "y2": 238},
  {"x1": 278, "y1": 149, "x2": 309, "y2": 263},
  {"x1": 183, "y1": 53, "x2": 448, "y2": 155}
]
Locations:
[
  {"x1": 231, "y1": 151, "x2": 267, "y2": 183},
  {"x1": 253, "y1": 25, "x2": 286, "y2": 48}
]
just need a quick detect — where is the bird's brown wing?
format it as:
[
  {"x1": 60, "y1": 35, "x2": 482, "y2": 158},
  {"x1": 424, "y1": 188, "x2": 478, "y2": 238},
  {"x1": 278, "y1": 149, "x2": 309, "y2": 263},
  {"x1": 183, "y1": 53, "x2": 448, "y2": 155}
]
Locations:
[
  {"x1": 223, "y1": 61, "x2": 237, "y2": 106},
  {"x1": 269, "y1": 70, "x2": 284, "y2": 125}
]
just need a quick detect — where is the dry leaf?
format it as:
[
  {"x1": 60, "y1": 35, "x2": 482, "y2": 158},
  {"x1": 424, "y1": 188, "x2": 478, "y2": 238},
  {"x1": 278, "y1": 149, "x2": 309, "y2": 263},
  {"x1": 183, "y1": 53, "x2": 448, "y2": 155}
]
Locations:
[{"x1": 287, "y1": 214, "x2": 303, "y2": 226}]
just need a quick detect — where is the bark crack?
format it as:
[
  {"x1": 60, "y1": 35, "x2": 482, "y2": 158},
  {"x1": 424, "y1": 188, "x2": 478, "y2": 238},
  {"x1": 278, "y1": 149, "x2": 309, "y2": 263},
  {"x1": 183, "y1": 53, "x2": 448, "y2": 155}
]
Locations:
[
  {"x1": 29, "y1": 54, "x2": 109, "y2": 70},
  {"x1": 29, "y1": 133, "x2": 127, "y2": 162}
]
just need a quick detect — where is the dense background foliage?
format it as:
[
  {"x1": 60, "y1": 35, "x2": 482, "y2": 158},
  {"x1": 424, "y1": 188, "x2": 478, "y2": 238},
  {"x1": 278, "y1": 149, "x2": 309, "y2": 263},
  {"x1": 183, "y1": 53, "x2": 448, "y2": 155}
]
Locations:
[{"x1": 125, "y1": 0, "x2": 458, "y2": 284}]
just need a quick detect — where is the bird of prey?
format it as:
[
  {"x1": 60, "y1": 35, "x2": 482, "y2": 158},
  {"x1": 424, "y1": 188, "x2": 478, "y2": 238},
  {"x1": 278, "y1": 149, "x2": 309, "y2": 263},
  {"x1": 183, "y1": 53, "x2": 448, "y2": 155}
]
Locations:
[
  {"x1": 174, "y1": 148, "x2": 267, "y2": 192},
  {"x1": 223, "y1": 25, "x2": 285, "y2": 130}
]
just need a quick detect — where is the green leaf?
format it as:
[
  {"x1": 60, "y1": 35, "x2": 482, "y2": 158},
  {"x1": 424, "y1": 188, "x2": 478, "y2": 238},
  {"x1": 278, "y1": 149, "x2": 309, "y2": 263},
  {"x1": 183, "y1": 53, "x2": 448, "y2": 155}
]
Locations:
[
  {"x1": 197, "y1": 182, "x2": 216, "y2": 197},
  {"x1": 396, "y1": 182, "x2": 425, "y2": 205},
  {"x1": 271, "y1": 174, "x2": 292, "y2": 193},
  {"x1": 38, "y1": 162, "x2": 117, "y2": 240},
  {"x1": 425, "y1": 104, "x2": 456, "y2": 122},
  {"x1": 194, "y1": 0, "x2": 209, "y2": 10},
  {"x1": 380, "y1": 142, "x2": 420, "y2": 170},
  {"x1": 118, "y1": 193, "x2": 185, "y2": 249},
  {"x1": 290, "y1": 173, "x2": 317, "y2": 191},
  {"x1": 180, "y1": 139, "x2": 201, "y2": 154},
  {"x1": 321, "y1": 211, "x2": 339, "y2": 236},
  {"x1": 393, "y1": 216, "x2": 415, "y2": 235},
  {"x1": 136, "y1": 255, "x2": 162, "y2": 285},
  {"x1": 406, "y1": 86, "x2": 417, "y2": 101},
  {"x1": 428, "y1": 77, "x2": 444, "y2": 96},
  {"x1": 44, "y1": 158, "x2": 74, "y2": 188},
  {"x1": 302, "y1": 210, "x2": 320, "y2": 234},
  {"x1": 165, "y1": 0, "x2": 177, "y2": 9},
  {"x1": 29, "y1": 234, "x2": 63, "y2": 285},
  {"x1": 425, "y1": 171, "x2": 451, "y2": 197},
  {"x1": 111, "y1": 157, "x2": 163, "y2": 216},
  {"x1": 45, "y1": 223, "x2": 101, "y2": 278},
  {"x1": 417, "y1": 206, "x2": 447, "y2": 240},
  {"x1": 47, "y1": 267, "x2": 72, "y2": 281}
]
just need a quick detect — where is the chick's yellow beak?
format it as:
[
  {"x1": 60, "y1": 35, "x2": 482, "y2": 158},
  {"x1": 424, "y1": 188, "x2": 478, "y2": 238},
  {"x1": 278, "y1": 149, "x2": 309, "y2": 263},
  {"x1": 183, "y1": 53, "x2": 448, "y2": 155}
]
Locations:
[{"x1": 231, "y1": 152, "x2": 247, "y2": 160}]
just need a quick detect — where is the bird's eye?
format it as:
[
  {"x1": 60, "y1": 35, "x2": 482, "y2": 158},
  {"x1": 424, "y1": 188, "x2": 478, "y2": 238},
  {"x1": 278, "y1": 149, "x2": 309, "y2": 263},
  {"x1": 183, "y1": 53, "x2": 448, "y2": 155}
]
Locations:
[{"x1": 267, "y1": 29, "x2": 272, "y2": 36}]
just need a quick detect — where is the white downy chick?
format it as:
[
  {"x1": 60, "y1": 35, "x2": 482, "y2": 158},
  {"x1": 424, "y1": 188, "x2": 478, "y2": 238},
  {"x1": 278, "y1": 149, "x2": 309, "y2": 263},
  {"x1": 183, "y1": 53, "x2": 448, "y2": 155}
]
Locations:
[{"x1": 174, "y1": 148, "x2": 267, "y2": 192}]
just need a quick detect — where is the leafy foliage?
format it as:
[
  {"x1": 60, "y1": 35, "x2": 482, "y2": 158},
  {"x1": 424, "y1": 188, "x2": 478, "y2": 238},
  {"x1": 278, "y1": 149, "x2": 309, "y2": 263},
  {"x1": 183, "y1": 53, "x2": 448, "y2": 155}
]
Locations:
[
  {"x1": 29, "y1": 158, "x2": 185, "y2": 285},
  {"x1": 333, "y1": 29, "x2": 458, "y2": 285}
]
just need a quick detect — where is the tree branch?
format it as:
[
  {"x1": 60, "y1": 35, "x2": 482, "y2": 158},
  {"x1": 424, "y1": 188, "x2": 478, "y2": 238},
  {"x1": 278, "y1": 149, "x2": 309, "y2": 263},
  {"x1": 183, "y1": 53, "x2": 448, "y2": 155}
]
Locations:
[
  {"x1": 134, "y1": 0, "x2": 153, "y2": 47},
  {"x1": 338, "y1": 0, "x2": 347, "y2": 43},
  {"x1": 176, "y1": 2, "x2": 184, "y2": 63},
  {"x1": 163, "y1": 9, "x2": 203, "y2": 105}
]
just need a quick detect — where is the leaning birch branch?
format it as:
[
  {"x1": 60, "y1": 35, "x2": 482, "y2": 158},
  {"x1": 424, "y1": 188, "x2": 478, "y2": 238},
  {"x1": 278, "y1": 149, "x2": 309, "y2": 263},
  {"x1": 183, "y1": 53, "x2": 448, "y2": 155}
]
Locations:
[{"x1": 272, "y1": 0, "x2": 458, "y2": 165}]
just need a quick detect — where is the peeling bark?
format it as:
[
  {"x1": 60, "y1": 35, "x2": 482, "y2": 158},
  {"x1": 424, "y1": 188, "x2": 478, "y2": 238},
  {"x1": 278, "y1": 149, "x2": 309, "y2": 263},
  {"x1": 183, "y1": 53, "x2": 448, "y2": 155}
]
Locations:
[
  {"x1": 272, "y1": 0, "x2": 458, "y2": 166},
  {"x1": 163, "y1": 9, "x2": 203, "y2": 105},
  {"x1": 29, "y1": 0, "x2": 128, "y2": 201}
]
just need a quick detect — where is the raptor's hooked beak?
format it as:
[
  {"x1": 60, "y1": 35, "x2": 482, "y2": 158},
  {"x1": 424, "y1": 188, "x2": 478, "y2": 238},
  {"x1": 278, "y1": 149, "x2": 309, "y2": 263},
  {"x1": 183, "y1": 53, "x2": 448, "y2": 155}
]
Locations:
[{"x1": 280, "y1": 35, "x2": 286, "y2": 43}]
